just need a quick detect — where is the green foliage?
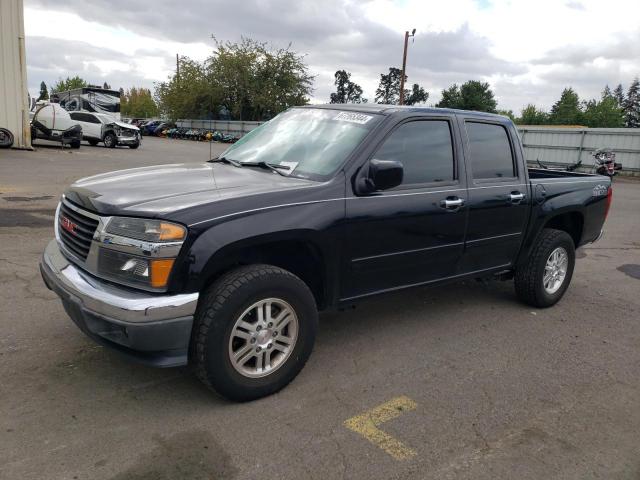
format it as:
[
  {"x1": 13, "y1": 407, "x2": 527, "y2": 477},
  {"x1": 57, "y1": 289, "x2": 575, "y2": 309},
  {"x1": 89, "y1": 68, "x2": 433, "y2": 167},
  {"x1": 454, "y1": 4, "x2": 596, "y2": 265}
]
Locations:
[
  {"x1": 375, "y1": 67, "x2": 405, "y2": 104},
  {"x1": 37, "y1": 81, "x2": 49, "y2": 101},
  {"x1": 497, "y1": 109, "x2": 516, "y2": 121},
  {"x1": 623, "y1": 77, "x2": 640, "y2": 128},
  {"x1": 121, "y1": 87, "x2": 159, "y2": 118},
  {"x1": 436, "y1": 80, "x2": 497, "y2": 112},
  {"x1": 52, "y1": 75, "x2": 87, "y2": 93},
  {"x1": 549, "y1": 88, "x2": 582, "y2": 125},
  {"x1": 517, "y1": 104, "x2": 549, "y2": 125},
  {"x1": 613, "y1": 84, "x2": 625, "y2": 106},
  {"x1": 330, "y1": 70, "x2": 366, "y2": 104},
  {"x1": 155, "y1": 37, "x2": 313, "y2": 121},
  {"x1": 405, "y1": 83, "x2": 428, "y2": 106},
  {"x1": 374, "y1": 67, "x2": 428, "y2": 105},
  {"x1": 582, "y1": 96, "x2": 624, "y2": 128}
]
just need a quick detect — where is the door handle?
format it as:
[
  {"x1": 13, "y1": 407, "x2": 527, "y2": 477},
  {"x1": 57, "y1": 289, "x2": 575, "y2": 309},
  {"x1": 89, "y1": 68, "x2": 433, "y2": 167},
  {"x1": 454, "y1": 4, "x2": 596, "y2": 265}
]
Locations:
[
  {"x1": 509, "y1": 192, "x2": 525, "y2": 204},
  {"x1": 440, "y1": 197, "x2": 465, "y2": 210}
]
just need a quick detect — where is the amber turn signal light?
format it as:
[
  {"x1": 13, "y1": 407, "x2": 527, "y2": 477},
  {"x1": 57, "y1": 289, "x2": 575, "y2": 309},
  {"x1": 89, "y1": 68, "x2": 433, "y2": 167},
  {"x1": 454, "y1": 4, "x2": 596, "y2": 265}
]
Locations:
[
  {"x1": 150, "y1": 258, "x2": 175, "y2": 288},
  {"x1": 158, "y1": 222, "x2": 186, "y2": 241}
]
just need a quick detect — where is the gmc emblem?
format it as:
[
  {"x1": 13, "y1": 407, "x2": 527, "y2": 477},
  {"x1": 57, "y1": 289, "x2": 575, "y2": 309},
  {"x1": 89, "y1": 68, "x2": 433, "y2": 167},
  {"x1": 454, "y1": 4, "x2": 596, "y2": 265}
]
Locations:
[{"x1": 60, "y1": 216, "x2": 77, "y2": 235}]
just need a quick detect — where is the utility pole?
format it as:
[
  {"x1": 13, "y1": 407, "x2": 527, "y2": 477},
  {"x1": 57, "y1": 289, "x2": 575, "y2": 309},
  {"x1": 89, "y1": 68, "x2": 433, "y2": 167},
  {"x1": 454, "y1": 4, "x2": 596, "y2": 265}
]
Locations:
[{"x1": 399, "y1": 28, "x2": 416, "y2": 105}]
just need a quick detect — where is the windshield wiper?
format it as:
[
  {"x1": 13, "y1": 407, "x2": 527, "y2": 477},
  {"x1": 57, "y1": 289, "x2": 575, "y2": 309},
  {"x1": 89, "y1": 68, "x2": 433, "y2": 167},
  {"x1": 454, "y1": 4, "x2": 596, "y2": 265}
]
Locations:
[
  {"x1": 240, "y1": 161, "x2": 291, "y2": 177},
  {"x1": 208, "y1": 156, "x2": 242, "y2": 167}
]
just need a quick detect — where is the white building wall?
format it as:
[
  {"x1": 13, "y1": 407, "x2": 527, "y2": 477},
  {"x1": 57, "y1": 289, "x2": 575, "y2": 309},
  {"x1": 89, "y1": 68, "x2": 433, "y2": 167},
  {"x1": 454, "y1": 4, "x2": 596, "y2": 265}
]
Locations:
[{"x1": 0, "y1": 0, "x2": 31, "y2": 149}]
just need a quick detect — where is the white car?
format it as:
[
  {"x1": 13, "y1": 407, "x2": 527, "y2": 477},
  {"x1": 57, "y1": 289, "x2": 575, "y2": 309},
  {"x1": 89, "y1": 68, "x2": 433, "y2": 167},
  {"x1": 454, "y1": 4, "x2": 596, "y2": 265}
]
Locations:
[{"x1": 68, "y1": 111, "x2": 141, "y2": 149}]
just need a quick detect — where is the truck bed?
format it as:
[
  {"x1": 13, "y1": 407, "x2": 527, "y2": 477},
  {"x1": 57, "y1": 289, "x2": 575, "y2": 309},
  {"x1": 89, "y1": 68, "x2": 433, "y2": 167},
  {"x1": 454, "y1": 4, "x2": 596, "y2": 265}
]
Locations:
[{"x1": 527, "y1": 167, "x2": 601, "y2": 180}]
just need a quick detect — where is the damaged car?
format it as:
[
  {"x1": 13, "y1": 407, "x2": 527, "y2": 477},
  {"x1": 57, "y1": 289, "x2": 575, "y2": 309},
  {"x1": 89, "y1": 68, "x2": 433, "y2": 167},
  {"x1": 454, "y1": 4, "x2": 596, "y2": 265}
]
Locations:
[{"x1": 69, "y1": 112, "x2": 141, "y2": 149}]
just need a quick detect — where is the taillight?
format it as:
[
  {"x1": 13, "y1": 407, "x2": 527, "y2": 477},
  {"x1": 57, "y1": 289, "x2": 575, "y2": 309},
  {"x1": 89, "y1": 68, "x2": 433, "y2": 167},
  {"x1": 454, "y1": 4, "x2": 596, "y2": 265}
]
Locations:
[{"x1": 604, "y1": 186, "x2": 613, "y2": 220}]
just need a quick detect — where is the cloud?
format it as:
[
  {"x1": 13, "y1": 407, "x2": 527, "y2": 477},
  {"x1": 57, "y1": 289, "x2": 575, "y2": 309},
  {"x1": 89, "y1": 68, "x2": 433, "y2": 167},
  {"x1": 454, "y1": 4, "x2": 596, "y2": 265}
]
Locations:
[{"x1": 23, "y1": 0, "x2": 640, "y2": 111}]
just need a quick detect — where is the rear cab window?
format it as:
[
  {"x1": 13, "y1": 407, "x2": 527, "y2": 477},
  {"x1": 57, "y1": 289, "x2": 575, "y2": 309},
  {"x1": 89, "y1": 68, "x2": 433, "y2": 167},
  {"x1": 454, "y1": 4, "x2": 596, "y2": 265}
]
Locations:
[{"x1": 465, "y1": 121, "x2": 517, "y2": 182}]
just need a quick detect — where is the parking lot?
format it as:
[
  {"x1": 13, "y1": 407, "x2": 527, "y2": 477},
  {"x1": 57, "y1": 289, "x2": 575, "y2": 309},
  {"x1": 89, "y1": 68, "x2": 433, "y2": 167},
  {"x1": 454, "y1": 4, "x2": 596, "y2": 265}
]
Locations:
[{"x1": 1, "y1": 137, "x2": 640, "y2": 480}]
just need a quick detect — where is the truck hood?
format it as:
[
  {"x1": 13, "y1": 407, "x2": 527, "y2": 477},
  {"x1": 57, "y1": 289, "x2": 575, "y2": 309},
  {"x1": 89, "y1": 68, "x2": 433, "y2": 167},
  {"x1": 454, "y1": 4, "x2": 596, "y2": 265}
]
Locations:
[{"x1": 64, "y1": 163, "x2": 316, "y2": 217}]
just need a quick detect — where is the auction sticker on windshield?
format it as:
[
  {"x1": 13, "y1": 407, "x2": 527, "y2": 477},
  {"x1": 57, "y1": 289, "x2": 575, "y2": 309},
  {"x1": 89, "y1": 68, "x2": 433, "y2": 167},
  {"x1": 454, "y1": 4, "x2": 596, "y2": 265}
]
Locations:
[{"x1": 334, "y1": 112, "x2": 373, "y2": 124}]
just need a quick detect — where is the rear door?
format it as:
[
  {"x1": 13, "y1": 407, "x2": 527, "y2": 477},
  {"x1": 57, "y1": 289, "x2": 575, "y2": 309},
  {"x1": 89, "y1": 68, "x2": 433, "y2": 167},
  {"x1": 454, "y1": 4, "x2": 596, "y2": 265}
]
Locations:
[
  {"x1": 342, "y1": 116, "x2": 468, "y2": 300},
  {"x1": 457, "y1": 117, "x2": 529, "y2": 272},
  {"x1": 70, "y1": 112, "x2": 102, "y2": 140}
]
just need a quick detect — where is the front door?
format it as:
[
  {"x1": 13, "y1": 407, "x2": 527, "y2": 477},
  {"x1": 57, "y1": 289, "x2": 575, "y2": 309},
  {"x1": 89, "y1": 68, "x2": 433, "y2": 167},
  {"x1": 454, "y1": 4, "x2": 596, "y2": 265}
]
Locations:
[
  {"x1": 342, "y1": 117, "x2": 469, "y2": 301},
  {"x1": 457, "y1": 118, "x2": 529, "y2": 272}
]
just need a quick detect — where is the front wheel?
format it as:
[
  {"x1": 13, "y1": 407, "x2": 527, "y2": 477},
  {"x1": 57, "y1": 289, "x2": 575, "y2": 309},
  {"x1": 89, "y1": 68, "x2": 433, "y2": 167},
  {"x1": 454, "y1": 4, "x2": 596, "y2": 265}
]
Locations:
[
  {"x1": 103, "y1": 132, "x2": 117, "y2": 148},
  {"x1": 514, "y1": 228, "x2": 575, "y2": 308},
  {"x1": 192, "y1": 264, "x2": 318, "y2": 401}
]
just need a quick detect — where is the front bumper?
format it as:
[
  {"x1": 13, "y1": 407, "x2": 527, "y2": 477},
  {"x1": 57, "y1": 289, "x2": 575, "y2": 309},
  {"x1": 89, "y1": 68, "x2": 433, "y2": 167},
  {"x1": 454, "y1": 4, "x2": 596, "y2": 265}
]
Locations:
[
  {"x1": 116, "y1": 134, "x2": 139, "y2": 145},
  {"x1": 40, "y1": 239, "x2": 198, "y2": 367}
]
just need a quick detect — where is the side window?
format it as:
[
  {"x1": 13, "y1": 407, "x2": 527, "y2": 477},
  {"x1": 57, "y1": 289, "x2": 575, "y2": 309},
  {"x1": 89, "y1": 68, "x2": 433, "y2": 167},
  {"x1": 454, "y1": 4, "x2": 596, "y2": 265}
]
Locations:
[
  {"x1": 374, "y1": 120, "x2": 455, "y2": 186},
  {"x1": 466, "y1": 122, "x2": 515, "y2": 180},
  {"x1": 69, "y1": 112, "x2": 83, "y2": 121}
]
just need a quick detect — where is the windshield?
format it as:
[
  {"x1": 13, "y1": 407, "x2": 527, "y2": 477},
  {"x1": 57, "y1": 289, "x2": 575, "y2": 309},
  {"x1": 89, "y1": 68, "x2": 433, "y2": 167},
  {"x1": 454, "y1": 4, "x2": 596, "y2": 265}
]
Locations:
[{"x1": 220, "y1": 108, "x2": 381, "y2": 181}]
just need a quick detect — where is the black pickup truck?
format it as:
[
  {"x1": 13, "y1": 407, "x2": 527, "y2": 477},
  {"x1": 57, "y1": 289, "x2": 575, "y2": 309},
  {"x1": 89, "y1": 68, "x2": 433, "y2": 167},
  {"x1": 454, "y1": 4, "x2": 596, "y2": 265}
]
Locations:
[{"x1": 41, "y1": 105, "x2": 613, "y2": 401}]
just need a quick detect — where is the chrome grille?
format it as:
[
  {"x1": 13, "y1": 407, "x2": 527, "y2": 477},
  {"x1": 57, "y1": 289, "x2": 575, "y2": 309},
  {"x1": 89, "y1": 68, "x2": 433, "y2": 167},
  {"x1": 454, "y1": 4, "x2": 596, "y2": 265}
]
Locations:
[{"x1": 58, "y1": 200, "x2": 99, "y2": 260}]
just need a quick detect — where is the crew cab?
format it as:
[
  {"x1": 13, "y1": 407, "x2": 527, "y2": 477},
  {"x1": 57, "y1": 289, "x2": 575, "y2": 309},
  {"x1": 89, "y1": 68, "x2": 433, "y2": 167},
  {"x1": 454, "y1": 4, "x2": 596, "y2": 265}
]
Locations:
[
  {"x1": 40, "y1": 105, "x2": 613, "y2": 401},
  {"x1": 68, "y1": 111, "x2": 140, "y2": 148}
]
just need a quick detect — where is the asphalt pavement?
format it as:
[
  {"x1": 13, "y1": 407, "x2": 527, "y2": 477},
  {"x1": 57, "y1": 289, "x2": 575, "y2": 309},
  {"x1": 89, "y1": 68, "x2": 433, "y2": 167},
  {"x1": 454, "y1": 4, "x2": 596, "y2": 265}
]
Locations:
[{"x1": 1, "y1": 137, "x2": 639, "y2": 480}]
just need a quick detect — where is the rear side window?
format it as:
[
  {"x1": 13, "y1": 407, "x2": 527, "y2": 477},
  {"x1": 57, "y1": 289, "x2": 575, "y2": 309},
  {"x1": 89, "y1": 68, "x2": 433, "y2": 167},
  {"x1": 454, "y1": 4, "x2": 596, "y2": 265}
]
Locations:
[
  {"x1": 466, "y1": 122, "x2": 515, "y2": 179},
  {"x1": 374, "y1": 120, "x2": 455, "y2": 186}
]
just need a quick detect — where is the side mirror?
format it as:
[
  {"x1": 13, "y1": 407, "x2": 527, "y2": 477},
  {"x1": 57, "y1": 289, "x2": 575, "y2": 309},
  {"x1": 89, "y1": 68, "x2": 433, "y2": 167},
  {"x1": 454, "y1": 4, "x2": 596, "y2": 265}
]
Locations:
[{"x1": 355, "y1": 159, "x2": 404, "y2": 194}]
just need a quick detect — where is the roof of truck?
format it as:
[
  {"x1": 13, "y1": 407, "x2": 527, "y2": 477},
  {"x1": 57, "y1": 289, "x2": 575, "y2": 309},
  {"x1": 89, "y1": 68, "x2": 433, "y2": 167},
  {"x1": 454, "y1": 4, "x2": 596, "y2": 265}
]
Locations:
[{"x1": 305, "y1": 103, "x2": 509, "y2": 121}]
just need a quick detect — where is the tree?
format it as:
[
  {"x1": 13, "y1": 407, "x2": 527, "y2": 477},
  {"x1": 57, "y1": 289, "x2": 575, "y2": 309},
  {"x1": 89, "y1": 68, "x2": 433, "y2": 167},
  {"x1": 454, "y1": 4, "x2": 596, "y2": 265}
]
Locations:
[
  {"x1": 623, "y1": 78, "x2": 640, "y2": 128},
  {"x1": 103, "y1": 82, "x2": 111, "y2": 89},
  {"x1": 375, "y1": 67, "x2": 405, "y2": 104},
  {"x1": 156, "y1": 37, "x2": 313, "y2": 120},
  {"x1": 121, "y1": 87, "x2": 159, "y2": 118},
  {"x1": 329, "y1": 70, "x2": 366, "y2": 104},
  {"x1": 613, "y1": 84, "x2": 625, "y2": 106},
  {"x1": 52, "y1": 75, "x2": 87, "y2": 93},
  {"x1": 517, "y1": 104, "x2": 549, "y2": 125},
  {"x1": 37, "y1": 81, "x2": 49, "y2": 101},
  {"x1": 497, "y1": 109, "x2": 516, "y2": 121},
  {"x1": 436, "y1": 80, "x2": 497, "y2": 112},
  {"x1": 582, "y1": 96, "x2": 624, "y2": 128},
  {"x1": 405, "y1": 83, "x2": 428, "y2": 105},
  {"x1": 549, "y1": 88, "x2": 582, "y2": 125}
]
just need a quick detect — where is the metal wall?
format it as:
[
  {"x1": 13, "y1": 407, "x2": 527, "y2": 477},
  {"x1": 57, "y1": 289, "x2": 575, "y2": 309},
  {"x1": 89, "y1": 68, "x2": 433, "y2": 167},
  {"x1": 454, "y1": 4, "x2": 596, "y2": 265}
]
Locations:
[
  {"x1": 0, "y1": 0, "x2": 31, "y2": 149},
  {"x1": 176, "y1": 119, "x2": 262, "y2": 137},
  {"x1": 518, "y1": 127, "x2": 640, "y2": 173}
]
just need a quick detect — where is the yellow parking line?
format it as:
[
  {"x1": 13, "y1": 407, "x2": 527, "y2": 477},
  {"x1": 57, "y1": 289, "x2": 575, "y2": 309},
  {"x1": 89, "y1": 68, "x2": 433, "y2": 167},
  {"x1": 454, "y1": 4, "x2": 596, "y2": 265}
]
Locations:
[{"x1": 343, "y1": 395, "x2": 418, "y2": 460}]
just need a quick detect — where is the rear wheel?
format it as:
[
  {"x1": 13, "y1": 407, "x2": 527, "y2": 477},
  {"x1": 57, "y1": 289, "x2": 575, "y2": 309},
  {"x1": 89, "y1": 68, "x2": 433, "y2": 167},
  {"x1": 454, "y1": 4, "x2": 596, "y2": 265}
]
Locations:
[
  {"x1": 515, "y1": 228, "x2": 575, "y2": 307},
  {"x1": 87, "y1": 139, "x2": 99, "y2": 146},
  {"x1": 103, "y1": 132, "x2": 117, "y2": 148},
  {"x1": 192, "y1": 264, "x2": 318, "y2": 401},
  {"x1": 70, "y1": 140, "x2": 81, "y2": 149}
]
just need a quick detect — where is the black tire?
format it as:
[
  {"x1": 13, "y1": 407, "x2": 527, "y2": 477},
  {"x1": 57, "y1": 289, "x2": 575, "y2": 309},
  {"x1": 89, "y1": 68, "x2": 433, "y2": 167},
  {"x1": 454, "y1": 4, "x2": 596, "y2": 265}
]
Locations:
[
  {"x1": 103, "y1": 132, "x2": 117, "y2": 148},
  {"x1": 70, "y1": 140, "x2": 81, "y2": 149},
  {"x1": 87, "y1": 139, "x2": 99, "y2": 146},
  {"x1": 515, "y1": 228, "x2": 575, "y2": 308},
  {"x1": 192, "y1": 264, "x2": 318, "y2": 402},
  {"x1": 0, "y1": 128, "x2": 14, "y2": 148},
  {"x1": 128, "y1": 142, "x2": 140, "y2": 149}
]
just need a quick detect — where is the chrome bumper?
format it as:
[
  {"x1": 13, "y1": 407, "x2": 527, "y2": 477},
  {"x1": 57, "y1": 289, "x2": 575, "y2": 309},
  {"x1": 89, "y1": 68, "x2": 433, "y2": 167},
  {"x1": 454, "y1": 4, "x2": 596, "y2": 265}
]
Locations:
[{"x1": 40, "y1": 239, "x2": 198, "y2": 367}]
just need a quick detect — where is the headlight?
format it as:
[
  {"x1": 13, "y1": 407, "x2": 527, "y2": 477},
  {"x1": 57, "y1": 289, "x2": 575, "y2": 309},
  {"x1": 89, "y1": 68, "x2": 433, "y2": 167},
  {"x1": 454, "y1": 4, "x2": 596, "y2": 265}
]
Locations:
[
  {"x1": 97, "y1": 217, "x2": 186, "y2": 290},
  {"x1": 105, "y1": 217, "x2": 186, "y2": 242},
  {"x1": 98, "y1": 248, "x2": 176, "y2": 289}
]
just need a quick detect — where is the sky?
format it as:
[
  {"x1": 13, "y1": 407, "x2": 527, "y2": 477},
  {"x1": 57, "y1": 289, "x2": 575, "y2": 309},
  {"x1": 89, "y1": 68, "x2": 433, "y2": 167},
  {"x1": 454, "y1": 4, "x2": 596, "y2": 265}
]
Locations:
[{"x1": 23, "y1": 0, "x2": 640, "y2": 113}]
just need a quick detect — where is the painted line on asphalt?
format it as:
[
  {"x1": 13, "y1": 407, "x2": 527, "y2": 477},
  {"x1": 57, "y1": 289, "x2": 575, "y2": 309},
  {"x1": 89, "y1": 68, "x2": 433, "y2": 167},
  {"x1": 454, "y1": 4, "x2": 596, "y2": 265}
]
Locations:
[{"x1": 343, "y1": 395, "x2": 418, "y2": 460}]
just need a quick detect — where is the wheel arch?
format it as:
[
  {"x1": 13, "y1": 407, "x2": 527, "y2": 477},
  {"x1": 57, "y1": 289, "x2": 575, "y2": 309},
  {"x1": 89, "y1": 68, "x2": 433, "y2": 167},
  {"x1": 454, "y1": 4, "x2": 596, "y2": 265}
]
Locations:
[{"x1": 194, "y1": 231, "x2": 330, "y2": 310}]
